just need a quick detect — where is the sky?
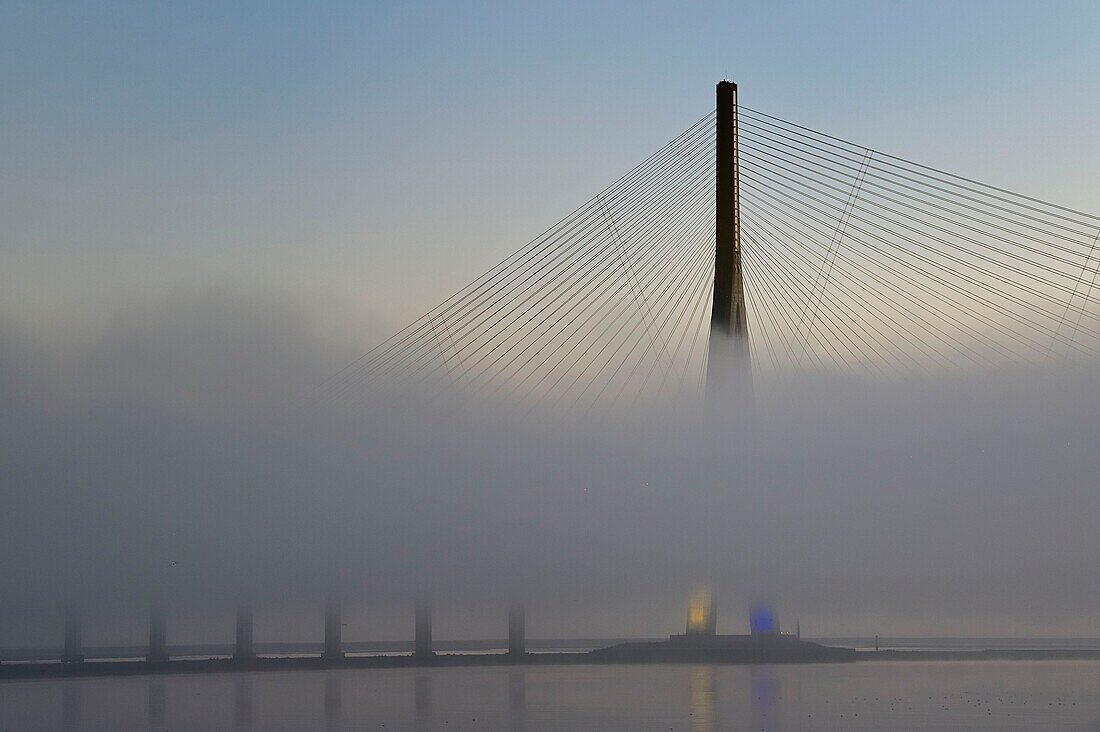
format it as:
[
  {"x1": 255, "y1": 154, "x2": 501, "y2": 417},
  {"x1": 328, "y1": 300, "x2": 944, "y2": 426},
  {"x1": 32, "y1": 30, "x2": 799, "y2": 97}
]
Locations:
[
  {"x1": 3, "y1": 1, "x2": 1100, "y2": 648},
  {"x1": 4, "y1": 1, "x2": 1100, "y2": 337}
]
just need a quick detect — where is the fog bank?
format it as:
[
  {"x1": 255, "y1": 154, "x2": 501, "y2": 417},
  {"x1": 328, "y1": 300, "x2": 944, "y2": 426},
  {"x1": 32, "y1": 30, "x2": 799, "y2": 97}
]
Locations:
[{"x1": 3, "y1": 286, "x2": 1100, "y2": 646}]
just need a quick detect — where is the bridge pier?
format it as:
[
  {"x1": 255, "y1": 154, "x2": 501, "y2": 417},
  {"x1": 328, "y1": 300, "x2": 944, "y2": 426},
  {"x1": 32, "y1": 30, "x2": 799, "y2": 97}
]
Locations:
[
  {"x1": 323, "y1": 598, "x2": 344, "y2": 660},
  {"x1": 414, "y1": 600, "x2": 433, "y2": 658},
  {"x1": 234, "y1": 602, "x2": 255, "y2": 661},
  {"x1": 147, "y1": 605, "x2": 168, "y2": 662},
  {"x1": 707, "y1": 79, "x2": 751, "y2": 396},
  {"x1": 61, "y1": 608, "x2": 83, "y2": 663},
  {"x1": 508, "y1": 602, "x2": 525, "y2": 656}
]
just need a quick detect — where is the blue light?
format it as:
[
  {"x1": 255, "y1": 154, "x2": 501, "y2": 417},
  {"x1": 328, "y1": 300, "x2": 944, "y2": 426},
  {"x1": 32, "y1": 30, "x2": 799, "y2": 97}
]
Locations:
[{"x1": 749, "y1": 604, "x2": 777, "y2": 635}]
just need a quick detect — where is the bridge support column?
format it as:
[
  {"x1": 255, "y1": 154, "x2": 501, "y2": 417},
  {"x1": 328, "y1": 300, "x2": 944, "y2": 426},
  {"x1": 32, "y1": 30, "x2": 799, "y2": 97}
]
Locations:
[
  {"x1": 508, "y1": 602, "x2": 525, "y2": 656},
  {"x1": 62, "y1": 608, "x2": 84, "y2": 663},
  {"x1": 707, "y1": 79, "x2": 752, "y2": 395},
  {"x1": 414, "y1": 600, "x2": 433, "y2": 658},
  {"x1": 234, "y1": 603, "x2": 255, "y2": 661},
  {"x1": 323, "y1": 598, "x2": 344, "y2": 660},
  {"x1": 147, "y1": 605, "x2": 168, "y2": 662}
]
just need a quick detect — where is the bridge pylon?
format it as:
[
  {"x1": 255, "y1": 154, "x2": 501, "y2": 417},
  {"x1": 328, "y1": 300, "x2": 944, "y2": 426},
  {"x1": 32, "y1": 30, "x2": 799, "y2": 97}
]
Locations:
[{"x1": 707, "y1": 80, "x2": 752, "y2": 398}]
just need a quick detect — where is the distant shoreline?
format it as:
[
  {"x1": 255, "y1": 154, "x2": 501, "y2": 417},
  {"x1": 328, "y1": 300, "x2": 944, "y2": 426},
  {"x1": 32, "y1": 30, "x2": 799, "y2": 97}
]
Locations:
[
  {"x1": 8, "y1": 636, "x2": 1100, "y2": 663},
  {"x1": 865, "y1": 649, "x2": 1100, "y2": 661},
  {"x1": 5, "y1": 645, "x2": 1100, "y2": 681}
]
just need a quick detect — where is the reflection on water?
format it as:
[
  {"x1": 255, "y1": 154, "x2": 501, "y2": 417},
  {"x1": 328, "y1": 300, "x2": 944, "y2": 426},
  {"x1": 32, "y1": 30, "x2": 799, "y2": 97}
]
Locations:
[
  {"x1": 234, "y1": 676, "x2": 252, "y2": 730},
  {"x1": 750, "y1": 666, "x2": 779, "y2": 730},
  {"x1": 62, "y1": 680, "x2": 80, "y2": 732},
  {"x1": 148, "y1": 681, "x2": 165, "y2": 728},
  {"x1": 324, "y1": 676, "x2": 340, "y2": 727},
  {"x1": 509, "y1": 668, "x2": 527, "y2": 731},
  {"x1": 414, "y1": 671, "x2": 432, "y2": 731},
  {"x1": 11, "y1": 661, "x2": 1100, "y2": 730},
  {"x1": 689, "y1": 663, "x2": 783, "y2": 732},
  {"x1": 689, "y1": 666, "x2": 716, "y2": 732}
]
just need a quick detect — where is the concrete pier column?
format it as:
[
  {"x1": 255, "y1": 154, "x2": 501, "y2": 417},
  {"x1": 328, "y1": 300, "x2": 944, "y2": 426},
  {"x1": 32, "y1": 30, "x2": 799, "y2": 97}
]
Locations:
[
  {"x1": 234, "y1": 603, "x2": 255, "y2": 661},
  {"x1": 414, "y1": 600, "x2": 433, "y2": 658},
  {"x1": 147, "y1": 605, "x2": 168, "y2": 662},
  {"x1": 508, "y1": 602, "x2": 525, "y2": 656},
  {"x1": 323, "y1": 599, "x2": 344, "y2": 660},
  {"x1": 61, "y1": 608, "x2": 84, "y2": 663}
]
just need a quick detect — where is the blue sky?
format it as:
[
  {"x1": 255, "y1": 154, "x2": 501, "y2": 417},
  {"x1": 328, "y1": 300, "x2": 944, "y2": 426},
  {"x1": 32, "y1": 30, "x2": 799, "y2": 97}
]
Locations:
[{"x1": 3, "y1": 1, "x2": 1100, "y2": 339}]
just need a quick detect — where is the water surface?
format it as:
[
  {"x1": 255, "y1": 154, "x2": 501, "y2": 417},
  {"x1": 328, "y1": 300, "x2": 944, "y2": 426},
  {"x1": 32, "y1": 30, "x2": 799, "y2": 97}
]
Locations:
[{"x1": 2, "y1": 660, "x2": 1099, "y2": 730}]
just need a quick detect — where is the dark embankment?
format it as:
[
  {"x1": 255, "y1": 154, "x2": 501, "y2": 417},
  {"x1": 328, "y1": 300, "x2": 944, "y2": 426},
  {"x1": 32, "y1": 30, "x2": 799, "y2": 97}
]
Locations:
[{"x1": 589, "y1": 634, "x2": 856, "y2": 664}]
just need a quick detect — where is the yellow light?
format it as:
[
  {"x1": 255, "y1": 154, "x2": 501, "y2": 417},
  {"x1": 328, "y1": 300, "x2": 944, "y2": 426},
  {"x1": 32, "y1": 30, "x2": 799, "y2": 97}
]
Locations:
[{"x1": 686, "y1": 587, "x2": 716, "y2": 635}]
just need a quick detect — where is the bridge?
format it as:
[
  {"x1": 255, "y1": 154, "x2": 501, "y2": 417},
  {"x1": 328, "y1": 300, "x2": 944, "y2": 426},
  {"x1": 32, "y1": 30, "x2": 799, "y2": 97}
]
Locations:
[
  {"x1": 33, "y1": 81, "x2": 1100, "y2": 668},
  {"x1": 327, "y1": 81, "x2": 1100, "y2": 414}
]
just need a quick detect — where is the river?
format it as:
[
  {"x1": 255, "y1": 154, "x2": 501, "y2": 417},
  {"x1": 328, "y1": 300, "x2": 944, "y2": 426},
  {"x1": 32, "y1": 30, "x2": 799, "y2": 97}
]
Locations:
[{"x1": 2, "y1": 660, "x2": 1099, "y2": 730}]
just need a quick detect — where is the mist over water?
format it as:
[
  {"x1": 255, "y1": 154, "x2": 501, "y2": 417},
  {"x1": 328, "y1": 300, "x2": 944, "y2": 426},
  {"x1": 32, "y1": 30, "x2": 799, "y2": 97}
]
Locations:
[{"x1": 3, "y1": 285, "x2": 1100, "y2": 648}]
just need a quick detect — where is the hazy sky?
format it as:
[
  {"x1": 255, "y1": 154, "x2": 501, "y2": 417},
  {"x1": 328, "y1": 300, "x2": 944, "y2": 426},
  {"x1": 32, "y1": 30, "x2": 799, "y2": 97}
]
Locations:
[
  {"x1": 4, "y1": 2, "x2": 1100, "y2": 649},
  {"x1": 3, "y1": 1, "x2": 1100, "y2": 338}
]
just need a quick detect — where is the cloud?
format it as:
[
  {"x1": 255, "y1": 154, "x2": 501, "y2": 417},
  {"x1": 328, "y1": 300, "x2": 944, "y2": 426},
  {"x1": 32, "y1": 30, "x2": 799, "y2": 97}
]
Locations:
[{"x1": 2, "y1": 286, "x2": 1100, "y2": 645}]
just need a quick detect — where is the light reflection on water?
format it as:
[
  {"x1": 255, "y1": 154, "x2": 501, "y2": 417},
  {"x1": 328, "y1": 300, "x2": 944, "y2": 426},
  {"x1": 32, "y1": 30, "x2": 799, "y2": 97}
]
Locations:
[
  {"x1": 2, "y1": 661, "x2": 1100, "y2": 730},
  {"x1": 689, "y1": 666, "x2": 716, "y2": 732}
]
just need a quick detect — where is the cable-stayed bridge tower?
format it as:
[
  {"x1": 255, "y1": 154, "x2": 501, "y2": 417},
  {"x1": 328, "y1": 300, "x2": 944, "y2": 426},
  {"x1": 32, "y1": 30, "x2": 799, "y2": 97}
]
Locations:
[
  {"x1": 707, "y1": 80, "x2": 752, "y2": 396},
  {"x1": 328, "y1": 81, "x2": 1100, "y2": 410}
]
